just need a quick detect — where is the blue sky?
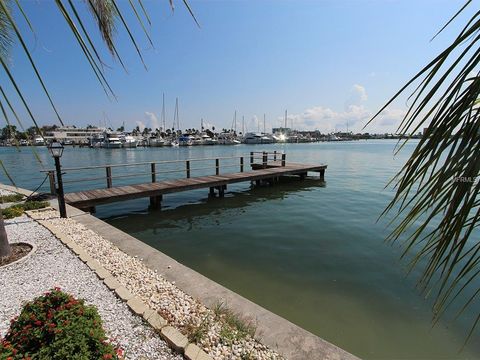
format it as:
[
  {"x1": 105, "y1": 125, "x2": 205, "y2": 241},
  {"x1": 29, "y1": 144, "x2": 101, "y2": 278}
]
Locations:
[{"x1": 3, "y1": 0, "x2": 470, "y2": 133}]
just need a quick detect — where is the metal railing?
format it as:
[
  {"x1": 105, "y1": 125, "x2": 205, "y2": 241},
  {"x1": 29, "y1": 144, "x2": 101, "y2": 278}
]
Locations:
[{"x1": 42, "y1": 152, "x2": 287, "y2": 195}]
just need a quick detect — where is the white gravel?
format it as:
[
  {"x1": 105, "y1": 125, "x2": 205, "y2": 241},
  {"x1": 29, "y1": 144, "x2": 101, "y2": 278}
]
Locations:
[
  {"x1": 0, "y1": 189, "x2": 16, "y2": 196},
  {"x1": 30, "y1": 210, "x2": 283, "y2": 360},
  {"x1": 0, "y1": 215, "x2": 183, "y2": 360}
]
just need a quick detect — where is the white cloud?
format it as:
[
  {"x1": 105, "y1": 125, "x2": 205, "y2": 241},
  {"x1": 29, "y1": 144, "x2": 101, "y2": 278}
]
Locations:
[
  {"x1": 376, "y1": 107, "x2": 406, "y2": 127},
  {"x1": 283, "y1": 84, "x2": 407, "y2": 132},
  {"x1": 145, "y1": 111, "x2": 160, "y2": 130},
  {"x1": 346, "y1": 84, "x2": 368, "y2": 108},
  {"x1": 285, "y1": 104, "x2": 371, "y2": 132}
]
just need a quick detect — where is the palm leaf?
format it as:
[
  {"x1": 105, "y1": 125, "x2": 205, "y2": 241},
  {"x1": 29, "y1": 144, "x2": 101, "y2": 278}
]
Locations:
[{"x1": 367, "y1": 3, "x2": 480, "y2": 339}]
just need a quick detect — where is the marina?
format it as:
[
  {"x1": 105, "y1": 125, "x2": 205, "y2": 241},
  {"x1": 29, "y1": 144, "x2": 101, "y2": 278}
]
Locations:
[{"x1": 1, "y1": 141, "x2": 479, "y2": 359}]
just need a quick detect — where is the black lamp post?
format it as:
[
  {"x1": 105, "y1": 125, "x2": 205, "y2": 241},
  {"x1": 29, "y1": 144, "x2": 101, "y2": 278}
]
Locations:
[{"x1": 48, "y1": 141, "x2": 67, "y2": 218}]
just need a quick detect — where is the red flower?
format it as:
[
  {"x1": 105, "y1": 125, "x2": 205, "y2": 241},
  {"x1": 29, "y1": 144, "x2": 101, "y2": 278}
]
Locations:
[
  {"x1": 34, "y1": 320, "x2": 42, "y2": 326},
  {"x1": 103, "y1": 354, "x2": 113, "y2": 359}
]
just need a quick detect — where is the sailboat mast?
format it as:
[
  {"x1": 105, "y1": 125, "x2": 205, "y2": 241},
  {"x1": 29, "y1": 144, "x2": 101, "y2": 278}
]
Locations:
[
  {"x1": 162, "y1": 93, "x2": 166, "y2": 132},
  {"x1": 263, "y1": 114, "x2": 266, "y2": 134},
  {"x1": 234, "y1": 110, "x2": 237, "y2": 133},
  {"x1": 284, "y1": 110, "x2": 287, "y2": 130},
  {"x1": 176, "y1": 98, "x2": 180, "y2": 131},
  {"x1": 242, "y1": 116, "x2": 245, "y2": 135},
  {"x1": 172, "y1": 99, "x2": 177, "y2": 131}
]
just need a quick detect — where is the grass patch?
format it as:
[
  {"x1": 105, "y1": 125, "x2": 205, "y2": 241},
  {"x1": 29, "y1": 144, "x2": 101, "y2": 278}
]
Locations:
[
  {"x1": 1, "y1": 200, "x2": 49, "y2": 219},
  {"x1": 213, "y1": 302, "x2": 256, "y2": 344},
  {"x1": 0, "y1": 193, "x2": 23, "y2": 204},
  {"x1": 184, "y1": 317, "x2": 210, "y2": 344}
]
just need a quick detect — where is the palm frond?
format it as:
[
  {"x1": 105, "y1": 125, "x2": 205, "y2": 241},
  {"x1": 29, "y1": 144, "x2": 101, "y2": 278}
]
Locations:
[
  {"x1": 367, "y1": 3, "x2": 480, "y2": 338},
  {"x1": 0, "y1": 0, "x2": 13, "y2": 63},
  {"x1": 85, "y1": 0, "x2": 117, "y2": 55}
]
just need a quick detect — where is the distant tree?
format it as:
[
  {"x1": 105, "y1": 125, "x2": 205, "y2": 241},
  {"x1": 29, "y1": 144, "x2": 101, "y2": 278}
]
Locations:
[
  {"x1": 116, "y1": 126, "x2": 125, "y2": 132},
  {"x1": 1, "y1": 125, "x2": 17, "y2": 140},
  {"x1": 26, "y1": 126, "x2": 37, "y2": 138}
]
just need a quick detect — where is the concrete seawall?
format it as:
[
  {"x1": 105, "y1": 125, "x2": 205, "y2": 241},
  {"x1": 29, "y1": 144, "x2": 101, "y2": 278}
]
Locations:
[{"x1": 1, "y1": 183, "x2": 359, "y2": 360}]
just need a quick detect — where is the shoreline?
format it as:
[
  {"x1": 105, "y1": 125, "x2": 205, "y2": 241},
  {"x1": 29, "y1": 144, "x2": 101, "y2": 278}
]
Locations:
[{"x1": 1, "y1": 183, "x2": 358, "y2": 360}]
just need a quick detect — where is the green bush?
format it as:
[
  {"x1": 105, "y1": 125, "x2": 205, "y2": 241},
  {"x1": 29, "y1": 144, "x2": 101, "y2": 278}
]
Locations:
[
  {"x1": 0, "y1": 288, "x2": 122, "y2": 360},
  {"x1": 0, "y1": 194, "x2": 23, "y2": 204},
  {"x1": 0, "y1": 201, "x2": 49, "y2": 219},
  {"x1": 0, "y1": 206, "x2": 24, "y2": 219}
]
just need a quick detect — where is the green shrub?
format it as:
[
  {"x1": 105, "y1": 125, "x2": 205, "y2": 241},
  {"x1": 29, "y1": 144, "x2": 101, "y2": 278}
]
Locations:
[
  {"x1": 0, "y1": 201, "x2": 49, "y2": 219},
  {"x1": 22, "y1": 200, "x2": 49, "y2": 211},
  {"x1": 0, "y1": 288, "x2": 122, "y2": 360},
  {"x1": 0, "y1": 206, "x2": 24, "y2": 219},
  {"x1": 0, "y1": 194, "x2": 23, "y2": 204}
]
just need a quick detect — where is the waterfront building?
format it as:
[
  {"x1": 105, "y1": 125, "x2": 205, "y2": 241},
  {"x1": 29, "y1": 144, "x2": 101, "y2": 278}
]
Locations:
[{"x1": 43, "y1": 126, "x2": 105, "y2": 145}]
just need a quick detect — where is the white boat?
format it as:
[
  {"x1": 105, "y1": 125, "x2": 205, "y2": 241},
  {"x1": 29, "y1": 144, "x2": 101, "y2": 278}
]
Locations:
[
  {"x1": 178, "y1": 135, "x2": 194, "y2": 146},
  {"x1": 122, "y1": 134, "x2": 138, "y2": 148},
  {"x1": 191, "y1": 135, "x2": 203, "y2": 146},
  {"x1": 272, "y1": 133, "x2": 288, "y2": 143},
  {"x1": 218, "y1": 133, "x2": 240, "y2": 145},
  {"x1": 201, "y1": 133, "x2": 218, "y2": 145},
  {"x1": 33, "y1": 135, "x2": 45, "y2": 146},
  {"x1": 243, "y1": 132, "x2": 274, "y2": 144},
  {"x1": 102, "y1": 132, "x2": 123, "y2": 148},
  {"x1": 149, "y1": 137, "x2": 166, "y2": 147},
  {"x1": 19, "y1": 139, "x2": 29, "y2": 146},
  {"x1": 170, "y1": 140, "x2": 179, "y2": 147}
]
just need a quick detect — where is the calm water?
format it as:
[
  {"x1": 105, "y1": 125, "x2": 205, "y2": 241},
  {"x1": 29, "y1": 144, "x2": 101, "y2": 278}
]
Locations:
[{"x1": 1, "y1": 141, "x2": 479, "y2": 359}]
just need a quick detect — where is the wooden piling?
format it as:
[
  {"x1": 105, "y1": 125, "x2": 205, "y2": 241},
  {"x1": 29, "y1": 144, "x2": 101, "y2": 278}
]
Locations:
[
  {"x1": 48, "y1": 171, "x2": 56, "y2": 195},
  {"x1": 106, "y1": 166, "x2": 112, "y2": 188},
  {"x1": 151, "y1": 163, "x2": 156, "y2": 183}
]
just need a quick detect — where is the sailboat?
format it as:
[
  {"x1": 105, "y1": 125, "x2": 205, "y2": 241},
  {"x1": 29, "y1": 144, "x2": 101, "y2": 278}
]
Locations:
[
  {"x1": 218, "y1": 110, "x2": 240, "y2": 145},
  {"x1": 273, "y1": 110, "x2": 289, "y2": 143},
  {"x1": 150, "y1": 94, "x2": 167, "y2": 147}
]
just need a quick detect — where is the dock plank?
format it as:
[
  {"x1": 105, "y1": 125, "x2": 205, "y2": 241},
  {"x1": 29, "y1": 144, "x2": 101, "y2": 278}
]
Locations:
[{"x1": 64, "y1": 163, "x2": 327, "y2": 208}]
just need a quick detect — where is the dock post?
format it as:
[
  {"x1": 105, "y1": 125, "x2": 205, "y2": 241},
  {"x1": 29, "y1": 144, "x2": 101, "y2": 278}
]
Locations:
[
  {"x1": 151, "y1": 163, "x2": 156, "y2": 183},
  {"x1": 150, "y1": 195, "x2": 162, "y2": 209},
  {"x1": 320, "y1": 169, "x2": 325, "y2": 181},
  {"x1": 240, "y1": 157, "x2": 244, "y2": 172},
  {"x1": 209, "y1": 187, "x2": 215, "y2": 197},
  {"x1": 216, "y1": 159, "x2": 220, "y2": 175},
  {"x1": 281, "y1": 153, "x2": 286, "y2": 167},
  {"x1": 250, "y1": 152, "x2": 254, "y2": 166},
  {"x1": 106, "y1": 166, "x2": 112, "y2": 188},
  {"x1": 273, "y1": 150, "x2": 277, "y2": 161},
  {"x1": 262, "y1": 151, "x2": 267, "y2": 168},
  {"x1": 186, "y1": 160, "x2": 191, "y2": 178},
  {"x1": 48, "y1": 171, "x2": 56, "y2": 195}
]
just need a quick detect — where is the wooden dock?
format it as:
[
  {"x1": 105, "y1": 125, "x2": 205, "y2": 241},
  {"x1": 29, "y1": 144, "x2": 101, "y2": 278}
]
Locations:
[{"x1": 44, "y1": 152, "x2": 327, "y2": 212}]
